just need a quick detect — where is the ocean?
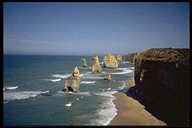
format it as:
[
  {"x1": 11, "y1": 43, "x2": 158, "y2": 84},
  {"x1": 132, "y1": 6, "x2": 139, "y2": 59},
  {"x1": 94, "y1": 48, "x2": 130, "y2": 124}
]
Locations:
[{"x1": 3, "y1": 54, "x2": 134, "y2": 126}]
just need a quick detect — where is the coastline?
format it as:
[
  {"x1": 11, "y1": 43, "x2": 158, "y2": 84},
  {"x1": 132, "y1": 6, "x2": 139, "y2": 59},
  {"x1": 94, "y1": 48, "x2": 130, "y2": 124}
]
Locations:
[{"x1": 109, "y1": 79, "x2": 167, "y2": 126}]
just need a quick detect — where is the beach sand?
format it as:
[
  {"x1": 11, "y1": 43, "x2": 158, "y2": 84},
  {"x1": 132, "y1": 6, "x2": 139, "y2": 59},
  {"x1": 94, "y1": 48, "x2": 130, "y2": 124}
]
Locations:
[{"x1": 109, "y1": 80, "x2": 167, "y2": 126}]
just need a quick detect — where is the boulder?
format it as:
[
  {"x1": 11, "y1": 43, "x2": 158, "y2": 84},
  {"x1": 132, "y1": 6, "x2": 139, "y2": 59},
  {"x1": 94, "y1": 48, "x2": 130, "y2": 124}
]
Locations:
[
  {"x1": 63, "y1": 67, "x2": 81, "y2": 93},
  {"x1": 91, "y1": 54, "x2": 102, "y2": 73},
  {"x1": 134, "y1": 48, "x2": 189, "y2": 127},
  {"x1": 103, "y1": 53, "x2": 118, "y2": 68},
  {"x1": 103, "y1": 73, "x2": 112, "y2": 81},
  {"x1": 82, "y1": 58, "x2": 88, "y2": 67}
]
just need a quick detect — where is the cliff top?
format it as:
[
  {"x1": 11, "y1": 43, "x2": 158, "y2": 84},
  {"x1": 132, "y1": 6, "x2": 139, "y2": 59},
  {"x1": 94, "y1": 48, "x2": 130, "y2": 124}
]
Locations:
[{"x1": 136, "y1": 48, "x2": 190, "y2": 65}]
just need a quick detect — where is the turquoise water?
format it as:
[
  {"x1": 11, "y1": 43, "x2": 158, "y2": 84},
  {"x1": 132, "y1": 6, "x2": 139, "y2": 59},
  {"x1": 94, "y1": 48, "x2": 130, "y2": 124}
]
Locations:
[{"x1": 3, "y1": 54, "x2": 134, "y2": 126}]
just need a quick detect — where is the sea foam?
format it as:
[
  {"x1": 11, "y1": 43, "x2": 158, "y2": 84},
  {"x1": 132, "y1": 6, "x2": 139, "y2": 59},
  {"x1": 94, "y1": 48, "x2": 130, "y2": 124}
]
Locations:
[
  {"x1": 3, "y1": 86, "x2": 18, "y2": 90},
  {"x1": 111, "y1": 67, "x2": 133, "y2": 75},
  {"x1": 44, "y1": 78, "x2": 61, "y2": 82},
  {"x1": 52, "y1": 74, "x2": 71, "y2": 79},
  {"x1": 80, "y1": 81, "x2": 96, "y2": 84},
  {"x1": 91, "y1": 91, "x2": 117, "y2": 126},
  {"x1": 3, "y1": 91, "x2": 49, "y2": 103},
  {"x1": 58, "y1": 91, "x2": 91, "y2": 96}
]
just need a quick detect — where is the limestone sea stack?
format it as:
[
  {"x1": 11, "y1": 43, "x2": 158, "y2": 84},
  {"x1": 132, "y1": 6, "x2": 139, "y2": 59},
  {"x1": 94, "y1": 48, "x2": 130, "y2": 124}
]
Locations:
[
  {"x1": 82, "y1": 58, "x2": 88, "y2": 67},
  {"x1": 91, "y1": 54, "x2": 102, "y2": 73},
  {"x1": 63, "y1": 67, "x2": 81, "y2": 93},
  {"x1": 103, "y1": 53, "x2": 118, "y2": 68},
  {"x1": 116, "y1": 54, "x2": 122, "y2": 60},
  {"x1": 103, "y1": 73, "x2": 112, "y2": 81},
  {"x1": 134, "y1": 48, "x2": 189, "y2": 127}
]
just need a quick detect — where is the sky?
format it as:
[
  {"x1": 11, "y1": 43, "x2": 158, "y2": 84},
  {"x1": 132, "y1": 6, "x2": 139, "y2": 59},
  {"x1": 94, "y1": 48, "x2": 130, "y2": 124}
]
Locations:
[{"x1": 3, "y1": 2, "x2": 190, "y2": 56}]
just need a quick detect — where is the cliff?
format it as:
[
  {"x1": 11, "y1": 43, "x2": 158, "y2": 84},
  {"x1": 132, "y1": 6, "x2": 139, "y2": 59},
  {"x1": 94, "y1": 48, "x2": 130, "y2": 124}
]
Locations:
[
  {"x1": 63, "y1": 67, "x2": 81, "y2": 93},
  {"x1": 91, "y1": 54, "x2": 102, "y2": 73},
  {"x1": 133, "y1": 48, "x2": 189, "y2": 127},
  {"x1": 103, "y1": 53, "x2": 118, "y2": 68},
  {"x1": 122, "y1": 53, "x2": 138, "y2": 63}
]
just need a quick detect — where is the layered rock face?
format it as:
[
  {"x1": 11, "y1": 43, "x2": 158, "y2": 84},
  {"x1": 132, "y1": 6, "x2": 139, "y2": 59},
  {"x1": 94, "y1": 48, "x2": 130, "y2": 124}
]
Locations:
[
  {"x1": 134, "y1": 48, "x2": 189, "y2": 126},
  {"x1": 116, "y1": 55, "x2": 122, "y2": 60},
  {"x1": 91, "y1": 54, "x2": 102, "y2": 73},
  {"x1": 103, "y1": 53, "x2": 118, "y2": 68},
  {"x1": 63, "y1": 67, "x2": 81, "y2": 93},
  {"x1": 122, "y1": 53, "x2": 138, "y2": 63},
  {"x1": 103, "y1": 73, "x2": 112, "y2": 81},
  {"x1": 82, "y1": 58, "x2": 88, "y2": 67}
]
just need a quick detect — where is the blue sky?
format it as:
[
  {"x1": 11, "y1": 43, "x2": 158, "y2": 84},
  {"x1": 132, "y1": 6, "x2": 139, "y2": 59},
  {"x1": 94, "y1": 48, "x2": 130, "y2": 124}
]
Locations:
[{"x1": 3, "y1": 2, "x2": 189, "y2": 56}]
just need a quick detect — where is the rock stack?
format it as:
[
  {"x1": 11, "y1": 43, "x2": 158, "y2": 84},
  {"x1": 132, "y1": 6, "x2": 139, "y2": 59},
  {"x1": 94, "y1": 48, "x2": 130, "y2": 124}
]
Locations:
[
  {"x1": 82, "y1": 58, "x2": 88, "y2": 67},
  {"x1": 63, "y1": 67, "x2": 81, "y2": 93},
  {"x1": 91, "y1": 54, "x2": 102, "y2": 73},
  {"x1": 103, "y1": 73, "x2": 112, "y2": 81},
  {"x1": 103, "y1": 53, "x2": 118, "y2": 68},
  {"x1": 116, "y1": 54, "x2": 122, "y2": 60}
]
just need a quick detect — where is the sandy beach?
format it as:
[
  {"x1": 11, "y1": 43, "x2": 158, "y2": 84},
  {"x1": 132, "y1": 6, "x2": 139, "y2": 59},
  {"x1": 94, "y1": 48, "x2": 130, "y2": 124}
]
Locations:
[{"x1": 109, "y1": 80, "x2": 167, "y2": 126}]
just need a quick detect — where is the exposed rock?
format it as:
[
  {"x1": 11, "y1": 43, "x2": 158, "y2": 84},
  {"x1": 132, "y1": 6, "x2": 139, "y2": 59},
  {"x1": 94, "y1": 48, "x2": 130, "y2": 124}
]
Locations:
[
  {"x1": 116, "y1": 54, "x2": 122, "y2": 60},
  {"x1": 91, "y1": 54, "x2": 102, "y2": 73},
  {"x1": 82, "y1": 58, "x2": 88, "y2": 67},
  {"x1": 122, "y1": 53, "x2": 138, "y2": 63},
  {"x1": 103, "y1": 53, "x2": 118, "y2": 68},
  {"x1": 63, "y1": 67, "x2": 81, "y2": 93},
  {"x1": 134, "y1": 48, "x2": 189, "y2": 127},
  {"x1": 103, "y1": 73, "x2": 112, "y2": 81}
]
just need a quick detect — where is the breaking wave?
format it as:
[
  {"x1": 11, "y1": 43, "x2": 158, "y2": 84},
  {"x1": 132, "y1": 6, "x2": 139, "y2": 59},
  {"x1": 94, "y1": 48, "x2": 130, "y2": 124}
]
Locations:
[
  {"x1": 52, "y1": 74, "x2": 71, "y2": 79},
  {"x1": 80, "y1": 81, "x2": 96, "y2": 84},
  {"x1": 3, "y1": 86, "x2": 18, "y2": 91},
  {"x1": 44, "y1": 78, "x2": 61, "y2": 82},
  {"x1": 111, "y1": 67, "x2": 134, "y2": 75},
  {"x1": 3, "y1": 91, "x2": 49, "y2": 103},
  {"x1": 91, "y1": 91, "x2": 117, "y2": 126}
]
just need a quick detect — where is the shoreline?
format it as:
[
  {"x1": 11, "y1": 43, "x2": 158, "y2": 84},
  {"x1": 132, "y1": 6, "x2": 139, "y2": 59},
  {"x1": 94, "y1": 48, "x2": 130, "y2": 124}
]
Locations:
[{"x1": 109, "y1": 79, "x2": 167, "y2": 126}]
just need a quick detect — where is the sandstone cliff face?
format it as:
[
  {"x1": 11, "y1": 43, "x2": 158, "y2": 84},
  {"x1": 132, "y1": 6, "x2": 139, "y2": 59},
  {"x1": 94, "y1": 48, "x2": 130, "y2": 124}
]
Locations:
[
  {"x1": 63, "y1": 67, "x2": 81, "y2": 93},
  {"x1": 103, "y1": 53, "x2": 118, "y2": 68},
  {"x1": 103, "y1": 73, "x2": 112, "y2": 81},
  {"x1": 116, "y1": 55, "x2": 122, "y2": 60},
  {"x1": 82, "y1": 58, "x2": 88, "y2": 67},
  {"x1": 134, "y1": 48, "x2": 189, "y2": 126},
  {"x1": 91, "y1": 54, "x2": 102, "y2": 73}
]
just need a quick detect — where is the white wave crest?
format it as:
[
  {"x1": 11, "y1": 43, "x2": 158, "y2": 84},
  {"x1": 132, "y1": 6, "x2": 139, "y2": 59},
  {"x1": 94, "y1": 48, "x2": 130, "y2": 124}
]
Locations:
[
  {"x1": 80, "y1": 81, "x2": 96, "y2": 84},
  {"x1": 81, "y1": 76, "x2": 103, "y2": 79},
  {"x1": 3, "y1": 91, "x2": 49, "y2": 103},
  {"x1": 52, "y1": 74, "x2": 71, "y2": 79},
  {"x1": 91, "y1": 91, "x2": 117, "y2": 126},
  {"x1": 3, "y1": 86, "x2": 18, "y2": 90},
  {"x1": 65, "y1": 102, "x2": 72, "y2": 107},
  {"x1": 111, "y1": 68, "x2": 133, "y2": 75},
  {"x1": 58, "y1": 91, "x2": 91, "y2": 96},
  {"x1": 44, "y1": 78, "x2": 61, "y2": 82},
  {"x1": 94, "y1": 91, "x2": 117, "y2": 99},
  {"x1": 78, "y1": 67, "x2": 92, "y2": 69}
]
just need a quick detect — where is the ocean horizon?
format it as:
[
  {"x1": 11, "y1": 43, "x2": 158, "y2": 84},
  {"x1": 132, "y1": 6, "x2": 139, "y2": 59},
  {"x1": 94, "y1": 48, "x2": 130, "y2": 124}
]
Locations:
[{"x1": 3, "y1": 54, "x2": 134, "y2": 125}]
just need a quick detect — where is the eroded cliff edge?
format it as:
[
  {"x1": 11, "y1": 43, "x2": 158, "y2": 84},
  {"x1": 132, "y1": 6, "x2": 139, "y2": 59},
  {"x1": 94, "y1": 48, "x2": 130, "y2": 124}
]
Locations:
[{"x1": 133, "y1": 48, "x2": 189, "y2": 127}]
